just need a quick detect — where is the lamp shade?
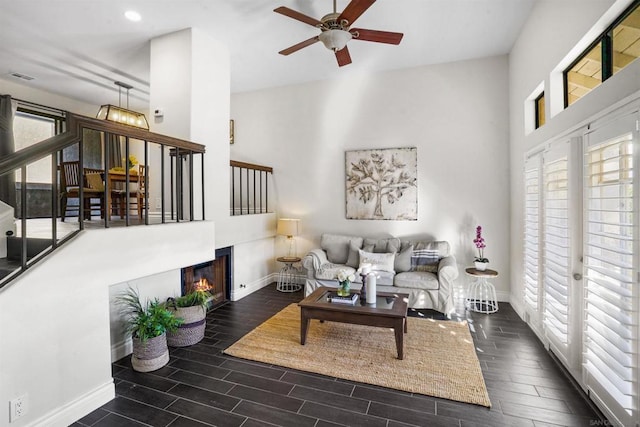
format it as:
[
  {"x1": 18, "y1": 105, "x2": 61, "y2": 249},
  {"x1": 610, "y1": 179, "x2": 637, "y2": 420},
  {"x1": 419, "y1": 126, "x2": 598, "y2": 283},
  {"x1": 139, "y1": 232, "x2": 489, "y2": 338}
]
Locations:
[
  {"x1": 318, "y1": 29, "x2": 352, "y2": 51},
  {"x1": 277, "y1": 218, "x2": 300, "y2": 237}
]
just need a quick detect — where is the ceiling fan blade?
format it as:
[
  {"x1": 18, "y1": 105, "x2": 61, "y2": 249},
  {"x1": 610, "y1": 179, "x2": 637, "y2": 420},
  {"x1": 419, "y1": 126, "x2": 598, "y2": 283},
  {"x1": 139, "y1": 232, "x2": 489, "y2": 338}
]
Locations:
[
  {"x1": 278, "y1": 36, "x2": 320, "y2": 56},
  {"x1": 274, "y1": 6, "x2": 324, "y2": 27},
  {"x1": 335, "y1": 46, "x2": 352, "y2": 67},
  {"x1": 350, "y1": 28, "x2": 403, "y2": 44},
  {"x1": 337, "y1": 0, "x2": 376, "y2": 26}
]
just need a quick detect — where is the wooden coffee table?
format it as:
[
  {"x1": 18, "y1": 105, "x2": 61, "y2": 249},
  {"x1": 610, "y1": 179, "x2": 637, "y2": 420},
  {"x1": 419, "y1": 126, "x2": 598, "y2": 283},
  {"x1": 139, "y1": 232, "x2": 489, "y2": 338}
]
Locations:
[{"x1": 298, "y1": 287, "x2": 409, "y2": 359}]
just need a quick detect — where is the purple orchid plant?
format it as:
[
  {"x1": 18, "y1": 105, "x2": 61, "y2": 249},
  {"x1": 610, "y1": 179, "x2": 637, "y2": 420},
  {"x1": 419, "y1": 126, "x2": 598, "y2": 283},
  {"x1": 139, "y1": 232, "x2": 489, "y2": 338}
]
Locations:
[{"x1": 473, "y1": 225, "x2": 489, "y2": 263}]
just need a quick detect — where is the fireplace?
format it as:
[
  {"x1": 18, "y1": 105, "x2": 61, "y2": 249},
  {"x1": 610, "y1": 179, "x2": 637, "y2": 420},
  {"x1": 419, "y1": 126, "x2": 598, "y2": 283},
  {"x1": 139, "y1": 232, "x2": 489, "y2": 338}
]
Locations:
[{"x1": 181, "y1": 246, "x2": 233, "y2": 309}]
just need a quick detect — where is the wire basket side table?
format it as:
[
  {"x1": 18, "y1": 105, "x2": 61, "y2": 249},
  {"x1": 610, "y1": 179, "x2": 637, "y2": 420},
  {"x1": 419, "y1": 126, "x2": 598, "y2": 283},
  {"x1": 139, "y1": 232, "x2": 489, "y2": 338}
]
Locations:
[
  {"x1": 464, "y1": 267, "x2": 499, "y2": 314},
  {"x1": 276, "y1": 256, "x2": 302, "y2": 292}
]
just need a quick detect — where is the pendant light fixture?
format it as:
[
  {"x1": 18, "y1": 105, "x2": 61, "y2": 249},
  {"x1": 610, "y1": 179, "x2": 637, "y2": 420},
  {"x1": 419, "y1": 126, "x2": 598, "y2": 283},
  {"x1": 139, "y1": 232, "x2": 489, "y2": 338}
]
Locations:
[{"x1": 96, "y1": 81, "x2": 149, "y2": 130}]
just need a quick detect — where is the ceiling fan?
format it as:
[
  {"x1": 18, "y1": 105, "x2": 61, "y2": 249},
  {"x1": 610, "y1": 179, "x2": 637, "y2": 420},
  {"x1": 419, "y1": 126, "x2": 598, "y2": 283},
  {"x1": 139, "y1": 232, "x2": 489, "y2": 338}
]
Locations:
[{"x1": 274, "y1": 0, "x2": 403, "y2": 67}]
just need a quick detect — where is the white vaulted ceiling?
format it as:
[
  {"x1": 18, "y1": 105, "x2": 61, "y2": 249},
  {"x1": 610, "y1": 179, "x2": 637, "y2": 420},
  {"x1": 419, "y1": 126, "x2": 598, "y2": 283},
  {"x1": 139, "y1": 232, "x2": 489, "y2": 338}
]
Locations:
[{"x1": 0, "y1": 0, "x2": 535, "y2": 110}]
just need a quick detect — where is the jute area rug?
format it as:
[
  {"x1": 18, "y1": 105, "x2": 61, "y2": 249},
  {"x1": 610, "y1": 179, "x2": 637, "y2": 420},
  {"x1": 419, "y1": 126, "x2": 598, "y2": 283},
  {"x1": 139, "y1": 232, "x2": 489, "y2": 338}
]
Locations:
[{"x1": 223, "y1": 304, "x2": 491, "y2": 407}]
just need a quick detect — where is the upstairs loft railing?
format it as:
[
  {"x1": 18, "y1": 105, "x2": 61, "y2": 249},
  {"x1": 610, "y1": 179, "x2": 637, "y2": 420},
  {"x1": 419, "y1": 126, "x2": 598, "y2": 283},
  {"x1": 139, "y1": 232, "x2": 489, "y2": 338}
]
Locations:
[
  {"x1": 230, "y1": 160, "x2": 273, "y2": 215},
  {"x1": 0, "y1": 112, "x2": 206, "y2": 288}
]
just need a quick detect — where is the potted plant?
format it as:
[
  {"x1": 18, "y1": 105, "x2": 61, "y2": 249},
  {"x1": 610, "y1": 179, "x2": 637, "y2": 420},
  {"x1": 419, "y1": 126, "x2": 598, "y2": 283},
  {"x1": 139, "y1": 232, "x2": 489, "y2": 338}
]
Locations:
[
  {"x1": 473, "y1": 225, "x2": 489, "y2": 271},
  {"x1": 118, "y1": 287, "x2": 182, "y2": 372},
  {"x1": 166, "y1": 289, "x2": 211, "y2": 347}
]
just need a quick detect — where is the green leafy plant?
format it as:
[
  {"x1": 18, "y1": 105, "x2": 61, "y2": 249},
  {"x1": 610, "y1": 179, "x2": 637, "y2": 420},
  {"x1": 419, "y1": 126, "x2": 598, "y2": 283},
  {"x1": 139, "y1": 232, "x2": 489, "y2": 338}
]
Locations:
[
  {"x1": 118, "y1": 287, "x2": 183, "y2": 342},
  {"x1": 170, "y1": 289, "x2": 212, "y2": 308}
]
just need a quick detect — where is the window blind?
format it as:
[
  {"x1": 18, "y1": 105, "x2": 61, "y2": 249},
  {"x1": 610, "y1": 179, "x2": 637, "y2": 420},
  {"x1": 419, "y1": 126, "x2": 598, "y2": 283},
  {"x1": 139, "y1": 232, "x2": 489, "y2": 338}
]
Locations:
[
  {"x1": 524, "y1": 156, "x2": 541, "y2": 314},
  {"x1": 584, "y1": 132, "x2": 637, "y2": 423},
  {"x1": 543, "y1": 152, "x2": 570, "y2": 347}
]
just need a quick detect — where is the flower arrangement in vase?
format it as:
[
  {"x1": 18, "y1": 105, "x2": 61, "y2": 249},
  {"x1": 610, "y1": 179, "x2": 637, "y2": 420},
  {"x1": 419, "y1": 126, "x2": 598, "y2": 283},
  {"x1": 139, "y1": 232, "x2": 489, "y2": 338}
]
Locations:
[
  {"x1": 473, "y1": 225, "x2": 489, "y2": 271},
  {"x1": 122, "y1": 154, "x2": 138, "y2": 170},
  {"x1": 336, "y1": 269, "x2": 356, "y2": 296}
]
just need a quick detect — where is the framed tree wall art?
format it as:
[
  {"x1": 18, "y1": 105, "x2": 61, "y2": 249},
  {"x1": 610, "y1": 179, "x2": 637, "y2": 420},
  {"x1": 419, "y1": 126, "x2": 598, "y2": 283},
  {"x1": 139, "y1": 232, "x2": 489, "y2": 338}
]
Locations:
[{"x1": 345, "y1": 147, "x2": 417, "y2": 220}]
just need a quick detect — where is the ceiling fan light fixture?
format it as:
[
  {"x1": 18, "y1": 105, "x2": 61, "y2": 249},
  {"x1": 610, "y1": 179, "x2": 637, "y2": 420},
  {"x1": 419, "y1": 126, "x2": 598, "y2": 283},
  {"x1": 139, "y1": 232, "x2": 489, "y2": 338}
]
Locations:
[{"x1": 318, "y1": 29, "x2": 352, "y2": 51}]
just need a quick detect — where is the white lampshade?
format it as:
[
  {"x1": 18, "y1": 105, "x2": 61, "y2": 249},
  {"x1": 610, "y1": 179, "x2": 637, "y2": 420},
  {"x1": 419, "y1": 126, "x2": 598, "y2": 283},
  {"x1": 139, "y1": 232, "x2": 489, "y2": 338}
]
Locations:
[
  {"x1": 318, "y1": 29, "x2": 352, "y2": 51},
  {"x1": 277, "y1": 218, "x2": 300, "y2": 238}
]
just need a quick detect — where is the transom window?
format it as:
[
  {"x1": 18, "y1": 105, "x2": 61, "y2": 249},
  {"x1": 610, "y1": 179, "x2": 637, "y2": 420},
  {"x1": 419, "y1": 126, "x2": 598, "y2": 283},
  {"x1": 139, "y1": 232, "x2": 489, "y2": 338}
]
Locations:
[
  {"x1": 535, "y1": 92, "x2": 545, "y2": 129},
  {"x1": 565, "y1": 1, "x2": 640, "y2": 106}
]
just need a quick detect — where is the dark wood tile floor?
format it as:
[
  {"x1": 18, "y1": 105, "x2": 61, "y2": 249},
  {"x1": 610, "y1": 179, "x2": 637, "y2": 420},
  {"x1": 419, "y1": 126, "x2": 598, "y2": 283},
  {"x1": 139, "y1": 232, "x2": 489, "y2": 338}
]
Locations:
[{"x1": 74, "y1": 284, "x2": 606, "y2": 427}]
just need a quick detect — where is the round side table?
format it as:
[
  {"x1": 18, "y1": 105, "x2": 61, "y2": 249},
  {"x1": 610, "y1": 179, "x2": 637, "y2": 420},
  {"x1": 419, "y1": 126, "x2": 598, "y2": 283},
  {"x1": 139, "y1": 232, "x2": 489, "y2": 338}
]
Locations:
[
  {"x1": 464, "y1": 267, "x2": 499, "y2": 314},
  {"x1": 276, "y1": 256, "x2": 302, "y2": 292}
]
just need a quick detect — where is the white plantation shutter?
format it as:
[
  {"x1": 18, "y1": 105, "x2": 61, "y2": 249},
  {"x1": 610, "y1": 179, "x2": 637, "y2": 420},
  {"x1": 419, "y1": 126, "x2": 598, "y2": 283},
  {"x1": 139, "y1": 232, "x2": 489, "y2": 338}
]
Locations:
[
  {"x1": 543, "y1": 145, "x2": 571, "y2": 351},
  {"x1": 524, "y1": 155, "x2": 542, "y2": 316},
  {"x1": 583, "y1": 114, "x2": 638, "y2": 427}
]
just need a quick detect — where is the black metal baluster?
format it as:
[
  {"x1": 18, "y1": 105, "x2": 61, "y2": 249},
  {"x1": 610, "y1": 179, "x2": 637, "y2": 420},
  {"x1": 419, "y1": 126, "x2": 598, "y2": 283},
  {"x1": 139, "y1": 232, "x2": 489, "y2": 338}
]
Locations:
[
  {"x1": 189, "y1": 151, "x2": 194, "y2": 221},
  {"x1": 144, "y1": 140, "x2": 149, "y2": 225},
  {"x1": 104, "y1": 132, "x2": 110, "y2": 228},
  {"x1": 201, "y1": 153, "x2": 205, "y2": 220},
  {"x1": 20, "y1": 165, "x2": 27, "y2": 269},
  {"x1": 51, "y1": 153, "x2": 58, "y2": 247},
  {"x1": 161, "y1": 144, "x2": 166, "y2": 224}
]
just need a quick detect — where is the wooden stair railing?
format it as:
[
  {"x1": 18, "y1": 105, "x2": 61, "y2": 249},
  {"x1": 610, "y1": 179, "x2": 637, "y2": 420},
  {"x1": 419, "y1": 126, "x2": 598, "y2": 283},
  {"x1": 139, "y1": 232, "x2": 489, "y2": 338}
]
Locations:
[
  {"x1": 230, "y1": 160, "x2": 273, "y2": 215},
  {"x1": 0, "y1": 112, "x2": 206, "y2": 288}
]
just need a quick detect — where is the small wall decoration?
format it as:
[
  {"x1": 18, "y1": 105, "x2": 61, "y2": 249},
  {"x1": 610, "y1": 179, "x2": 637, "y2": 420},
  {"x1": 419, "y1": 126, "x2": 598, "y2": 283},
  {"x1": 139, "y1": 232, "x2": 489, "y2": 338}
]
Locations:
[
  {"x1": 346, "y1": 147, "x2": 417, "y2": 220},
  {"x1": 229, "y1": 119, "x2": 235, "y2": 144}
]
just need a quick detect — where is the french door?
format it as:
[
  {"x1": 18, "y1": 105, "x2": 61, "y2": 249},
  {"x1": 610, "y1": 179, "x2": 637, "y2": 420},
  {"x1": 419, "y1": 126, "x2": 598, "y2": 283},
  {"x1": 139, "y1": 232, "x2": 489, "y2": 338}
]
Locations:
[
  {"x1": 583, "y1": 112, "x2": 639, "y2": 427},
  {"x1": 542, "y1": 141, "x2": 578, "y2": 365},
  {"x1": 522, "y1": 109, "x2": 639, "y2": 426},
  {"x1": 524, "y1": 154, "x2": 543, "y2": 330}
]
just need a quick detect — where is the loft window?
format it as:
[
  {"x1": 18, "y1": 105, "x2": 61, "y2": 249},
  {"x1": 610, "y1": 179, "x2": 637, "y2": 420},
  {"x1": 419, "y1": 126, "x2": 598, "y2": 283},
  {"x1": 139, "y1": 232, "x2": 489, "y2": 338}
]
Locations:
[
  {"x1": 535, "y1": 92, "x2": 545, "y2": 129},
  {"x1": 564, "y1": 1, "x2": 640, "y2": 107},
  {"x1": 14, "y1": 111, "x2": 57, "y2": 184},
  {"x1": 613, "y1": 3, "x2": 640, "y2": 76}
]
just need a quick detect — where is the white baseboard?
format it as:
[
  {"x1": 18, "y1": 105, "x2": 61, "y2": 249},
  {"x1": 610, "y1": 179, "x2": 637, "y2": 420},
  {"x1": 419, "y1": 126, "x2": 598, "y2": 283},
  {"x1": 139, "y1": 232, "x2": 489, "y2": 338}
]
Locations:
[
  {"x1": 31, "y1": 380, "x2": 114, "y2": 427},
  {"x1": 111, "y1": 338, "x2": 132, "y2": 363},
  {"x1": 496, "y1": 290, "x2": 510, "y2": 302},
  {"x1": 231, "y1": 273, "x2": 305, "y2": 301},
  {"x1": 509, "y1": 296, "x2": 525, "y2": 319},
  {"x1": 231, "y1": 273, "x2": 277, "y2": 300}
]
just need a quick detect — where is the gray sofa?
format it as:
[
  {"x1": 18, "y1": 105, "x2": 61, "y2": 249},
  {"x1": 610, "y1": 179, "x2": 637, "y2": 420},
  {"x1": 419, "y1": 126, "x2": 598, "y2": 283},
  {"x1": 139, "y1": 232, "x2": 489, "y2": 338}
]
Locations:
[{"x1": 302, "y1": 234, "x2": 459, "y2": 317}]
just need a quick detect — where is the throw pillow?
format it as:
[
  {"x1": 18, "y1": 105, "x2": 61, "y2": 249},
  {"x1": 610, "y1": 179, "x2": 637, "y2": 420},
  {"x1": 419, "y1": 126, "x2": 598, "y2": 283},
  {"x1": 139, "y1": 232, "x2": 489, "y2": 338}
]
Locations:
[
  {"x1": 411, "y1": 248, "x2": 440, "y2": 273},
  {"x1": 359, "y1": 250, "x2": 395, "y2": 273},
  {"x1": 363, "y1": 237, "x2": 401, "y2": 253},
  {"x1": 394, "y1": 244, "x2": 414, "y2": 273},
  {"x1": 346, "y1": 241, "x2": 362, "y2": 268},
  {"x1": 321, "y1": 234, "x2": 363, "y2": 264}
]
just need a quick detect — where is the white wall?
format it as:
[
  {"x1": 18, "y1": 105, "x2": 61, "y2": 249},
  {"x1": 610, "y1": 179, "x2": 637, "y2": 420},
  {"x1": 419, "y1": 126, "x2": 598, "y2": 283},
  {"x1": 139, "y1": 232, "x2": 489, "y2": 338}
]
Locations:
[
  {"x1": 0, "y1": 221, "x2": 215, "y2": 427},
  {"x1": 508, "y1": 0, "x2": 640, "y2": 314},
  {"x1": 0, "y1": 78, "x2": 97, "y2": 116},
  {"x1": 232, "y1": 56, "x2": 511, "y2": 298}
]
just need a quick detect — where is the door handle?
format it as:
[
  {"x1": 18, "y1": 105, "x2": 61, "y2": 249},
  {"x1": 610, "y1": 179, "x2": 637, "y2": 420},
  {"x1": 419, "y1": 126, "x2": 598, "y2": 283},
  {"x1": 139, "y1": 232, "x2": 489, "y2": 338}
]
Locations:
[{"x1": 573, "y1": 273, "x2": 583, "y2": 281}]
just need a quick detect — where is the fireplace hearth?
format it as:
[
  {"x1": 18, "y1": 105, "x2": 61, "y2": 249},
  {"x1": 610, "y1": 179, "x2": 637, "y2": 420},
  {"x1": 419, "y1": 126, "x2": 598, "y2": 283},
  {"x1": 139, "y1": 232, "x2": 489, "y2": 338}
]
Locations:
[{"x1": 181, "y1": 246, "x2": 232, "y2": 309}]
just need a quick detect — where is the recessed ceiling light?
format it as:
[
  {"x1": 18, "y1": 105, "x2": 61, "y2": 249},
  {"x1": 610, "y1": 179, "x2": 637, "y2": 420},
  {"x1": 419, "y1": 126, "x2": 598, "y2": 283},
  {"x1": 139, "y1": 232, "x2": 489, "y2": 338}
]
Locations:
[{"x1": 124, "y1": 10, "x2": 141, "y2": 22}]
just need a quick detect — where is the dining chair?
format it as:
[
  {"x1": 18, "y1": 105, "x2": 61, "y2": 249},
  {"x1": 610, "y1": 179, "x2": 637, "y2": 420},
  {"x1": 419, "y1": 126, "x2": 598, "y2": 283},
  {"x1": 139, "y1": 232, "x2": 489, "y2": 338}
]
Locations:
[
  {"x1": 111, "y1": 164, "x2": 147, "y2": 220},
  {"x1": 136, "y1": 164, "x2": 148, "y2": 220},
  {"x1": 59, "y1": 161, "x2": 105, "y2": 221}
]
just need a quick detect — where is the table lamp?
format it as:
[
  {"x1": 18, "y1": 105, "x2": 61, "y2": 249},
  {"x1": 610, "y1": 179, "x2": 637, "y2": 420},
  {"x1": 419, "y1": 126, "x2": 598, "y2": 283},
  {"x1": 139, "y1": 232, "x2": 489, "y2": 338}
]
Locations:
[{"x1": 277, "y1": 218, "x2": 300, "y2": 259}]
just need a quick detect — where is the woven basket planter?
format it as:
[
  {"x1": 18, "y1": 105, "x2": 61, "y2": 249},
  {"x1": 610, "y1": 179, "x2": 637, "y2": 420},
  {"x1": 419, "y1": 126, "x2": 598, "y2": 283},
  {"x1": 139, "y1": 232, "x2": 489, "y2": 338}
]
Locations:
[
  {"x1": 131, "y1": 333, "x2": 170, "y2": 372},
  {"x1": 167, "y1": 305, "x2": 206, "y2": 347}
]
